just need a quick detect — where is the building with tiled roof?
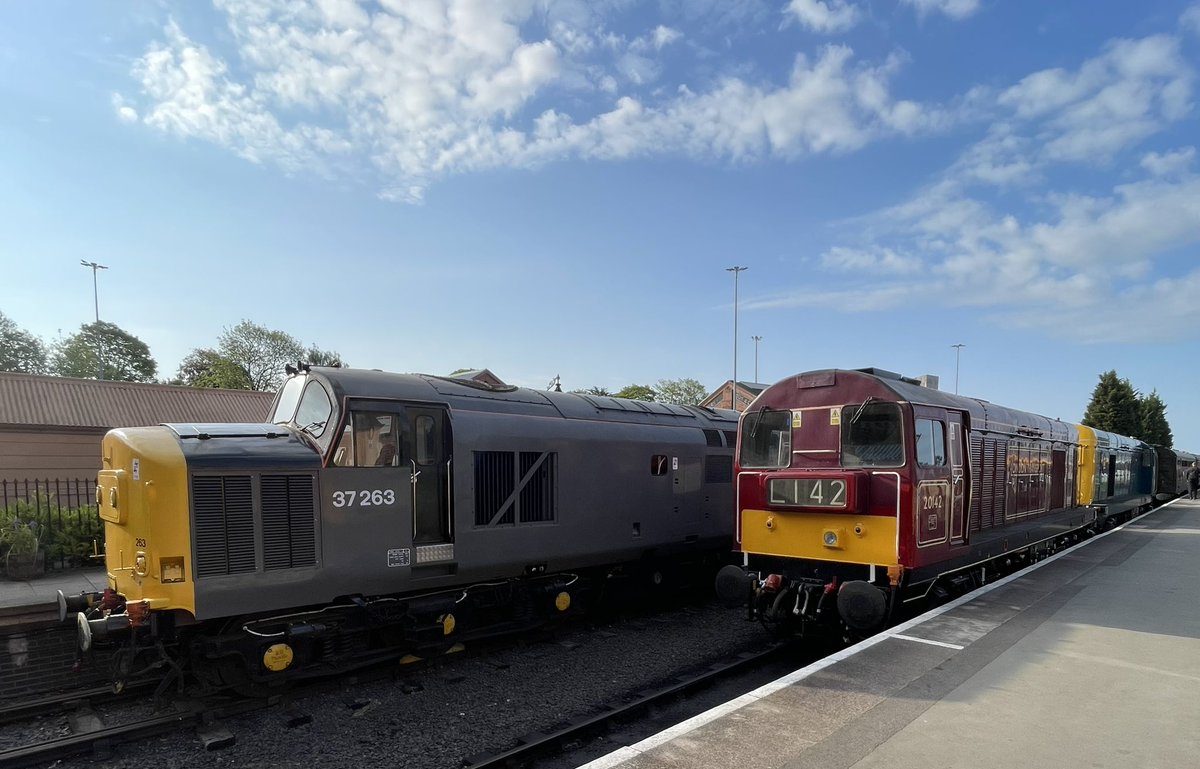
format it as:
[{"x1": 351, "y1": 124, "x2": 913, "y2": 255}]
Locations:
[
  {"x1": 699, "y1": 380, "x2": 770, "y2": 413},
  {"x1": 0, "y1": 372, "x2": 274, "y2": 483}
]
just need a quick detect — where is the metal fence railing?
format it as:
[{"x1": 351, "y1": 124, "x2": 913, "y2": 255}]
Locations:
[{"x1": 0, "y1": 478, "x2": 105, "y2": 573}]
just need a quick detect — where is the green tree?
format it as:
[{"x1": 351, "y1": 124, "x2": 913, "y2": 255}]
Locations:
[
  {"x1": 1081, "y1": 370, "x2": 1140, "y2": 437},
  {"x1": 305, "y1": 345, "x2": 345, "y2": 367},
  {"x1": 615, "y1": 384, "x2": 656, "y2": 401},
  {"x1": 1136, "y1": 389, "x2": 1173, "y2": 447},
  {"x1": 216, "y1": 320, "x2": 306, "y2": 392},
  {"x1": 174, "y1": 348, "x2": 254, "y2": 389},
  {"x1": 50, "y1": 321, "x2": 157, "y2": 382},
  {"x1": 0, "y1": 311, "x2": 47, "y2": 374},
  {"x1": 655, "y1": 377, "x2": 707, "y2": 406},
  {"x1": 573, "y1": 386, "x2": 612, "y2": 396}
]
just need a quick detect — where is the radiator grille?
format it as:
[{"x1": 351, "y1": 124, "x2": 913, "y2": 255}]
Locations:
[
  {"x1": 193, "y1": 475, "x2": 256, "y2": 578},
  {"x1": 474, "y1": 451, "x2": 515, "y2": 526},
  {"x1": 969, "y1": 436, "x2": 983, "y2": 532},
  {"x1": 518, "y1": 452, "x2": 556, "y2": 523},
  {"x1": 972, "y1": 437, "x2": 1007, "y2": 530},
  {"x1": 474, "y1": 451, "x2": 557, "y2": 526},
  {"x1": 261, "y1": 475, "x2": 317, "y2": 570}
]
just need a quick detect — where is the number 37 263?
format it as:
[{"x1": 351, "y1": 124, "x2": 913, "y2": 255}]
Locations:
[{"x1": 332, "y1": 489, "x2": 396, "y2": 507}]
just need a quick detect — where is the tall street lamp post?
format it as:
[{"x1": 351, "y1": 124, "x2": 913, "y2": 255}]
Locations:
[
  {"x1": 80, "y1": 260, "x2": 108, "y2": 379},
  {"x1": 726, "y1": 266, "x2": 747, "y2": 410},
  {"x1": 752, "y1": 335, "x2": 763, "y2": 383},
  {"x1": 952, "y1": 343, "x2": 965, "y2": 394}
]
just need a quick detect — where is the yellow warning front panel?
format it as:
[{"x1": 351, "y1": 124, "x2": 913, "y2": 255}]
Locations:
[{"x1": 740, "y1": 508, "x2": 899, "y2": 566}]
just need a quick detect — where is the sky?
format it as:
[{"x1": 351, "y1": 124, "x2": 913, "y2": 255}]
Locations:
[{"x1": 1, "y1": 0, "x2": 1199, "y2": 448}]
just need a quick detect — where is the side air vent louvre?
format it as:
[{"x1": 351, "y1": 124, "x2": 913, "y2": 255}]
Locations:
[
  {"x1": 193, "y1": 475, "x2": 256, "y2": 578},
  {"x1": 262, "y1": 474, "x2": 317, "y2": 570},
  {"x1": 702, "y1": 429, "x2": 723, "y2": 448},
  {"x1": 474, "y1": 450, "x2": 558, "y2": 527}
]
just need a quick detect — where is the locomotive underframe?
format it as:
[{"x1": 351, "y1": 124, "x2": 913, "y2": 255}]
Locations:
[{"x1": 75, "y1": 550, "x2": 722, "y2": 693}]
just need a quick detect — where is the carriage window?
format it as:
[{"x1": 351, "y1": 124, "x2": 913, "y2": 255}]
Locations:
[
  {"x1": 842, "y1": 402, "x2": 903, "y2": 467},
  {"x1": 915, "y1": 418, "x2": 945, "y2": 467},
  {"x1": 740, "y1": 409, "x2": 792, "y2": 469}
]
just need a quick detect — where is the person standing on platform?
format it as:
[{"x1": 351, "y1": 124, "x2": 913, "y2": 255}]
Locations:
[{"x1": 1187, "y1": 461, "x2": 1200, "y2": 500}]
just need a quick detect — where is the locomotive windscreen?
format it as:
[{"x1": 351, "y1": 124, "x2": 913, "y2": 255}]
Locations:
[
  {"x1": 841, "y1": 402, "x2": 903, "y2": 467},
  {"x1": 740, "y1": 408, "x2": 793, "y2": 469}
]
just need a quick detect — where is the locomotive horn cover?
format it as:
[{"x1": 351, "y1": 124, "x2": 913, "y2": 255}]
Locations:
[{"x1": 836, "y1": 581, "x2": 886, "y2": 632}]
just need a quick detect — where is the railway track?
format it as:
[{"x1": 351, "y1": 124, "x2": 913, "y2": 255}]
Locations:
[{"x1": 461, "y1": 641, "x2": 798, "y2": 769}]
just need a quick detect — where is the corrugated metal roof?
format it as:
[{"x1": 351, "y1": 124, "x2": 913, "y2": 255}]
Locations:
[{"x1": 0, "y1": 372, "x2": 275, "y2": 429}]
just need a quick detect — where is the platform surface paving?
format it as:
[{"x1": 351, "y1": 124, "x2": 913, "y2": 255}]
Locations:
[{"x1": 582, "y1": 499, "x2": 1199, "y2": 769}]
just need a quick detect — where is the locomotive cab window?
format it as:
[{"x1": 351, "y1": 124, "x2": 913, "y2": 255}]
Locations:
[
  {"x1": 740, "y1": 409, "x2": 792, "y2": 469},
  {"x1": 294, "y1": 381, "x2": 334, "y2": 439},
  {"x1": 915, "y1": 418, "x2": 946, "y2": 467},
  {"x1": 333, "y1": 411, "x2": 401, "y2": 467},
  {"x1": 272, "y1": 374, "x2": 306, "y2": 423},
  {"x1": 841, "y1": 401, "x2": 903, "y2": 467}
]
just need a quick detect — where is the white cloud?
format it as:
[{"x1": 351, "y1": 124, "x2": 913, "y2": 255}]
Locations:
[
  {"x1": 785, "y1": 0, "x2": 861, "y2": 34},
  {"x1": 1141, "y1": 147, "x2": 1196, "y2": 176},
  {"x1": 1182, "y1": 3, "x2": 1200, "y2": 37},
  {"x1": 111, "y1": 93, "x2": 138, "y2": 123},
  {"x1": 900, "y1": 0, "x2": 981, "y2": 21},
  {"x1": 808, "y1": 167, "x2": 1200, "y2": 341},
  {"x1": 652, "y1": 26, "x2": 682, "y2": 50},
  {"x1": 821, "y1": 245, "x2": 921, "y2": 273},
  {"x1": 997, "y1": 36, "x2": 1192, "y2": 165},
  {"x1": 783, "y1": 25, "x2": 1200, "y2": 344},
  {"x1": 122, "y1": 4, "x2": 938, "y2": 199}
]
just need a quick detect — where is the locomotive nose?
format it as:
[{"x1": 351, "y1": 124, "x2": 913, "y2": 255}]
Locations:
[{"x1": 715, "y1": 564, "x2": 755, "y2": 608}]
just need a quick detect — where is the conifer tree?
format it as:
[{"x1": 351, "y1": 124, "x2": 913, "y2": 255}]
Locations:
[
  {"x1": 1081, "y1": 370, "x2": 1140, "y2": 437},
  {"x1": 1136, "y1": 390, "x2": 1173, "y2": 447}
]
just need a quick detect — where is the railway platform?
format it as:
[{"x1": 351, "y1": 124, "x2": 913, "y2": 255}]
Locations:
[
  {"x1": 582, "y1": 498, "x2": 1200, "y2": 769},
  {"x1": 0, "y1": 567, "x2": 106, "y2": 617}
]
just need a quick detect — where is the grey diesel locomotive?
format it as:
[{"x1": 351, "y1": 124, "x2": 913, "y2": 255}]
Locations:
[{"x1": 63, "y1": 367, "x2": 738, "y2": 691}]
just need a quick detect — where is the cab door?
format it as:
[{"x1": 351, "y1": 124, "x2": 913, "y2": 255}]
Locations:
[
  {"x1": 947, "y1": 413, "x2": 967, "y2": 544},
  {"x1": 913, "y1": 409, "x2": 951, "y2": 551},
  {"x1": 407, "y1": 405, "x2": 453, "y2": 550}
]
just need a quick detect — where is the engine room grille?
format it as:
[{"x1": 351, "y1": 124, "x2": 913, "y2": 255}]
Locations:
[
  {"x1": 193, "y1": 475, "x2": 256, "y2": 578},
  {"x1": 474, "y1": 451, "x2": 557, "y2": 526},
  {"x1": 261, "y1": 474, "x2": 317, "y2": 570}
]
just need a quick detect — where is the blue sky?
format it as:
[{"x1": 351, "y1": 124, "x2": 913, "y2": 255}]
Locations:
[{"x1": 2, "y1": 0, "x2": 1199, "y2": 448}]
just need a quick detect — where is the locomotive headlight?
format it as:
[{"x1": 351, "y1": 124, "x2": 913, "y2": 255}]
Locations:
[{"x1": 822, "y1": 528, "x2": 844, "y2": 549}]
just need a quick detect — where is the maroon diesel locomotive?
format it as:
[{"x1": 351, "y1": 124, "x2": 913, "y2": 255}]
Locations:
[{"x1": 716, "y1": 368, "x2": 1174, "y2": 636}]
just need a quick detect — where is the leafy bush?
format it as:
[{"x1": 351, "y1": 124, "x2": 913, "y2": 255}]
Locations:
[
  {"x1": 0, "y1": 490, "x2": 103, "y2": 568},
  {"x1": 0, "y1": 519, "x2": 39, "y2": 556}
]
